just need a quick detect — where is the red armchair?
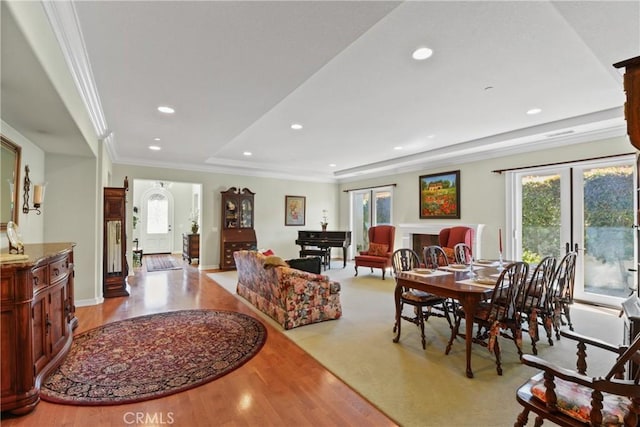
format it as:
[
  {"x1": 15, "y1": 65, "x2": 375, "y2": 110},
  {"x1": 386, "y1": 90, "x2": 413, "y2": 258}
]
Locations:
[
  {"x1": 354, "y1": 225, "x2": 396, "y2": 280},
  {"x1": 438, "y1": 226, "x2": 474, "y2": 263}
]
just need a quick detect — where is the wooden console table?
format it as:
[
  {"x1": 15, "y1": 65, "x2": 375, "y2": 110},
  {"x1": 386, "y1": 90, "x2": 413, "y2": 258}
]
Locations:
[{"x1": 1, "y1": 243, "x2": 77, "y2": 415}]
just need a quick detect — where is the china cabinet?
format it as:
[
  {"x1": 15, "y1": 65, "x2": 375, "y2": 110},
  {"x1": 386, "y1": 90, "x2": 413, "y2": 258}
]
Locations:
[
  {"x1": 1, "y1": 243, "x2": 76, "y2": 415},
  {"x1": 103, "y1": 180, "x2": 130, "y2": 297},
  {"x1": 220, "y1": 187, "x2": 256, "y2": 270}
]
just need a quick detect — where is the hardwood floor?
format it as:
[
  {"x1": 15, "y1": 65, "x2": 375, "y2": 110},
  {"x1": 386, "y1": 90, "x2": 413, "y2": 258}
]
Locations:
[{"x1": 1, "y1": 257, "x2": 397, "y2": 427}]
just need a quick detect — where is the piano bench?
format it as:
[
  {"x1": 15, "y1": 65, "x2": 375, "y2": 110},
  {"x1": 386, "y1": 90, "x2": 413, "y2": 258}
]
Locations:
[{"x1": 299, "y1": 249, "x2": 330, "y2": 270}]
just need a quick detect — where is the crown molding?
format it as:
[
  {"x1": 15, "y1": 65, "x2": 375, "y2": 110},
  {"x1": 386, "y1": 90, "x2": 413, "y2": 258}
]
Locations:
[{"x1": 41, "y1": 0, "x2": 108, "y2": 140}]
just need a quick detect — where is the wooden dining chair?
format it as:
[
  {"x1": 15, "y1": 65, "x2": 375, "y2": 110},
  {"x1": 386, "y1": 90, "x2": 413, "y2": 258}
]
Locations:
[
  {"x1": 391, "y1": 249, "x2": 452, "y2": 349},
  {"x1": 515, "y1": 330, "x2": 640, "y2": 426},
  {"x1": 453, "y1": 243, "x2": 472, "y2": 264},
  {"x1": 446, "y1": 261, "x2": 529, "y2": 375},
  {"x1": 551, "y1": 251, "x2": 578, "y2": 338},
  {"x1": 423, "y1": 245, "x2": 450, "y2": 269},
  {"x1": 518, "y1": 256, "x2": 557, "y2": 355}
]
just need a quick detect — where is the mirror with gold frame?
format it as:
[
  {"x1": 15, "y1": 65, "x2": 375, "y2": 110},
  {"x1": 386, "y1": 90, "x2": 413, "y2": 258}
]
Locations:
[{"x1": 1, "y1": 136, "x2": 21, "y2": 231}]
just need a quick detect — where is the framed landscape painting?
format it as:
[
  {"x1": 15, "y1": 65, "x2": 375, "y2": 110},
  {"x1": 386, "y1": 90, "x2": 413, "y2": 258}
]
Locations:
[
  {"x1": 285, "y1": 195, "x2": 306, "y2": 226},
  {"x1": 419, "y1": 170, "x2": 460, "y2": 219}
]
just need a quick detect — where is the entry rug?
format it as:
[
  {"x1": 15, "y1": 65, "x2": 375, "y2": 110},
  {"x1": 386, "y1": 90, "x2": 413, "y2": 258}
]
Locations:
[
  {"x1": 41, "y1": 310, "x2": 267, "y2": 405},
  {"x1": 146, "y1": 254, "x2": 183, "y2": 272}
]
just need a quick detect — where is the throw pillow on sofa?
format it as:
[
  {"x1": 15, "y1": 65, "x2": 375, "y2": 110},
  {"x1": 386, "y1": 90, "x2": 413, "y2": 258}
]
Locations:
[
  {"x1": 368, "y1": 242, "x2": 389, "y2": 257},
  {"x1": 263, "y1": 255, "x2": 288, "y2": 269}
]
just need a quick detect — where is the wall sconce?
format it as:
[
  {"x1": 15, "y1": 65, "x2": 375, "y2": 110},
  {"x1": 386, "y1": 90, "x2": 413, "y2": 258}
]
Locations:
[{"x1": 22, "y1": 165, "x2": 46, "y2": 215}]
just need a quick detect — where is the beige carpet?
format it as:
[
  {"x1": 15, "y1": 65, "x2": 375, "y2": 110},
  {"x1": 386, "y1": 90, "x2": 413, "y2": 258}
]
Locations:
[{"x1": 208, "y1": 264, "x2": 622, "y2": 427}]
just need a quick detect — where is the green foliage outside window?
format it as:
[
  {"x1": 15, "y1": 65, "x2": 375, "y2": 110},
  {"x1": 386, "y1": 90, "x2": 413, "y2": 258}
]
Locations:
[{"x1": 522, "y1": 166, "x2": 633, "y2": 266}]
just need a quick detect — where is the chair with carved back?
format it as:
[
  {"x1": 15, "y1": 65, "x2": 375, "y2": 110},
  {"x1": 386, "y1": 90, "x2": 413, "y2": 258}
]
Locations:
[
  {"x1": 540, "y1": 251, "x2": 577, "y2": 341},
  {"x1": 354, "y1": 225, "x2": 396, "y2": 280},
  {"x1": 391, "y1": 249, "x2": 452, "y2": 349},
  {"x1": 445, "y1": 261, "x2": 530, "y2": 375},
  {"x1": 439, "y1": 226, "x2": 474, "y2": 264},
  {"x1": 514, "y1": 330, "x2": 640, "y2": 426},
  {"x1": 423, "y1": 245, "x2": 451, "y2": 269},
  {"x1": 519, "y1": 256, "x2": 557, "y2": 355},
  {"x1": 453, "y1": 242, "x2": 472, "y2": 265}
]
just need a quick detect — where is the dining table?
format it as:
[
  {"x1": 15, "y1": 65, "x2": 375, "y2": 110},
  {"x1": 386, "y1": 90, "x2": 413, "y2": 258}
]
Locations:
[{"x1": 393, "y1": 261, "x2": 504, "y2": 378}]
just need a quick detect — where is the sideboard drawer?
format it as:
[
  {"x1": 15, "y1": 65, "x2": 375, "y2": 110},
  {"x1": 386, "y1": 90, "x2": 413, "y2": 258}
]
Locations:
[
  {"x1": 49, "y1": 256, "x2": 70, "y2": 283},
  {"x1": 32, "y1": 265, "x2": 48, "y2": 293}
]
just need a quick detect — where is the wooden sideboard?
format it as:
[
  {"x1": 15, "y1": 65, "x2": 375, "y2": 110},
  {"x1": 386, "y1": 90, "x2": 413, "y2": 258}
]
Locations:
[
  {"x1": 1, "y1": 243, "x2": 77, "y2": 415},
  {"x1": 182, "y1": 233, "x2": 200, "y2": 264}
]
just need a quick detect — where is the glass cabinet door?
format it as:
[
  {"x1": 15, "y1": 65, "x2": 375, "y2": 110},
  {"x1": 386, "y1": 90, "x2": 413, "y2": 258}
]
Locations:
[
  {"x1": 106, "y1": 220, "x2": 123, "y2": 275},
  {"x1": 224, "y1": 199, "x2": 238, "y2": 228},
  {"x1": 240, "y1": 198, "x2": 253, "y2": 228}
]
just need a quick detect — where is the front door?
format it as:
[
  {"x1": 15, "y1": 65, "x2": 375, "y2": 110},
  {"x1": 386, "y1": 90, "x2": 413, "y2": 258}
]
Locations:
[{"x1": 140, "y1": 188, "x2": 174, "y2": 254}]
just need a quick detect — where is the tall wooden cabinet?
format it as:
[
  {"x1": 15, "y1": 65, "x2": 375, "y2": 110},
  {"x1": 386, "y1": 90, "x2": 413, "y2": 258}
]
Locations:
[
  {"x1": 103, "y1": 184, "x2": 130, "y2": 297},
  {"x1": 182, "y1": 233, "x2": 199, "y2": 264},
  {"x1": 220, "y1": 187, "x2": 257, "y2": 270},
  {"x1": 1, "y1": 243, "x2": 77, "y2": 415}
]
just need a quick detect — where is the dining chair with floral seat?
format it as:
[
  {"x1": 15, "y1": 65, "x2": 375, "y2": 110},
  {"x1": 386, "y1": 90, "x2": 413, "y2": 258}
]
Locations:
[
  {"x1": 518, "y1": 256, "x2": 557, "y2": 355},
  {"x1": 354, "y1": 225, "x2": 395, "y2": 280},
  {"x1": 445, "y1": 261, "x2": 530, "y2": 375},
  {"x1": 391, "y1": 248, "x2": 452, "y2": 349},
  {"x1": 514, "y1": 329, "x2": 640, "y2": 427}
]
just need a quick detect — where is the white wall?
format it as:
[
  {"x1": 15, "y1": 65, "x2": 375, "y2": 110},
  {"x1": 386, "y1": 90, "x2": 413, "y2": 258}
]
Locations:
[
  {"x1": 45, "y1": 153, "x2": 100, "y2": 304},
  {"x1": 0, "y1": 121, "x2": 45, "y2": 246}
]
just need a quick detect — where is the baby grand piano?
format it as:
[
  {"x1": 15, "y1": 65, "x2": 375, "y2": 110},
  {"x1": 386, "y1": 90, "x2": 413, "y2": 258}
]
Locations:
[{"x1": 295, "y1": 230, "x2": 351, "y2": 270}]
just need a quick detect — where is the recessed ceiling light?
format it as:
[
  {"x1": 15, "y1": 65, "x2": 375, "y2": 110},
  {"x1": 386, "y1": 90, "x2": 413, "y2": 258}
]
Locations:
[
  {"x1": 329, "y1": 163, "x2": 337, "y2": 168},
  {"x1": 243, "y1": 151, "x2": 252, "y2": 156},
  {"x1": 412, "y1": 47, "x2": 433, "y2": 61},
  {"x1": 153, "y1": 137, "x2": 161, "y2": 141},
  {"x1": 394, "y1": 146, "x2": 403, "y2": 150},
  {"x1": 526, "y1": 108, "x2": 542, "y2": 115},
  {"x1": 291, "y1": 123, "x2": 303, "y2": 130},
  {"x1": 427, "y1": 134, "x2": 435, "y2": 139},
  {"x1": 157, "y1": 105, "x2": 175, "y2": 114},
  {"x1": 149, "y1": 145, "x2": 161, "y2": 151}
]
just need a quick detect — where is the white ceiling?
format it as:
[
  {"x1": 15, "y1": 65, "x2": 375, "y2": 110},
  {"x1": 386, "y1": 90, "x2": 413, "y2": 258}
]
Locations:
[{"x1": 2, "y1": 1, "x2": 639, "y2": 182}]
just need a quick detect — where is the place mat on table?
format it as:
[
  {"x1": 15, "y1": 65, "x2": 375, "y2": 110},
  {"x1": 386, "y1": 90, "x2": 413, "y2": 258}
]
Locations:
[
  {"x1": 440, "y1": 264, "x2": 485, "y2": 272},
  {"x1": 474, "y1": 259, "x2": 500, "y2": 267},
  {"x1": 405, "y1": 269, "x2": 452, "y2": 278},
  {"x1": 456, "y1": 277, "x2": 497, "y2": 288}
]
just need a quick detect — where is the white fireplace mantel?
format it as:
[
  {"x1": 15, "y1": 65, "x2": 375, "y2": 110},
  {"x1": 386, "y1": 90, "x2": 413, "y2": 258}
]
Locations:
[{"x1": 398, "y1": 223, "x2": 485, "y2": 259}]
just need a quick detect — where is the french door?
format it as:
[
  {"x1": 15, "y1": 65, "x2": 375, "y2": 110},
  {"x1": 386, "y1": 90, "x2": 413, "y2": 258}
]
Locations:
[
  {"x1": 508, "y1": 155, "x2": 636, "y2": 307},
  {"x1": 349, "y1": 187, "x2": 393, "y2": 259}
]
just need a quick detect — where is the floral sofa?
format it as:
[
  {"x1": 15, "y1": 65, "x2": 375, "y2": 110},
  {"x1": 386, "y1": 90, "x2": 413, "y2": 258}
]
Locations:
[{"x1": 233, "y1": 250, "x2": 342, "y2": 329}]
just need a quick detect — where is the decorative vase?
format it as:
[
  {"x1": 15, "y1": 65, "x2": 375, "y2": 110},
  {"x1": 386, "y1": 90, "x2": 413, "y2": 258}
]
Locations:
[
  {"x1": 191, "y1": 224, "x2": 199, "y2": 234},
  {"x1": 321, "y1": 223, "x2": 327, "y2": 231}
]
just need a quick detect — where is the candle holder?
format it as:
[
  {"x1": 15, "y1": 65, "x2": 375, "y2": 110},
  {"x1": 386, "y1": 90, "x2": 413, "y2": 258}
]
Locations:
[
  {"x1": 467, "y1": 257, "x2": 478, "y2": 279},
  {"x1": 498, "y1": 252, "x2": 505, "y2": 271}
]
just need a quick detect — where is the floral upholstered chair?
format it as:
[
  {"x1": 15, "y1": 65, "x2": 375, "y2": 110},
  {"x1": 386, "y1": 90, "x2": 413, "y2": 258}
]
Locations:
[{"x1": 354, "y1": 225, "x2": 395, "y2": 280}]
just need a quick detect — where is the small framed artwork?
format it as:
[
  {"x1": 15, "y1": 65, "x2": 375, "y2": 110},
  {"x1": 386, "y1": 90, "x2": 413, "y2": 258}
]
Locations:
[
  {"x1": 285, "y1": 195, "x2": 306, "y2": 226},
  {"x1": 419, "y1": 170, "x2": 461, "y2": 219}
]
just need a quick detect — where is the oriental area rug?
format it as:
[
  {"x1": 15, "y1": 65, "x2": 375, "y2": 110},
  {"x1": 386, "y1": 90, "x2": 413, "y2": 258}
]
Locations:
[
  {"x1": 145, "y1": 254, "x2": 183, "y2": 272},
  {"x1": 40, "y1": 310, "x2": 267, "y2": 406}
]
